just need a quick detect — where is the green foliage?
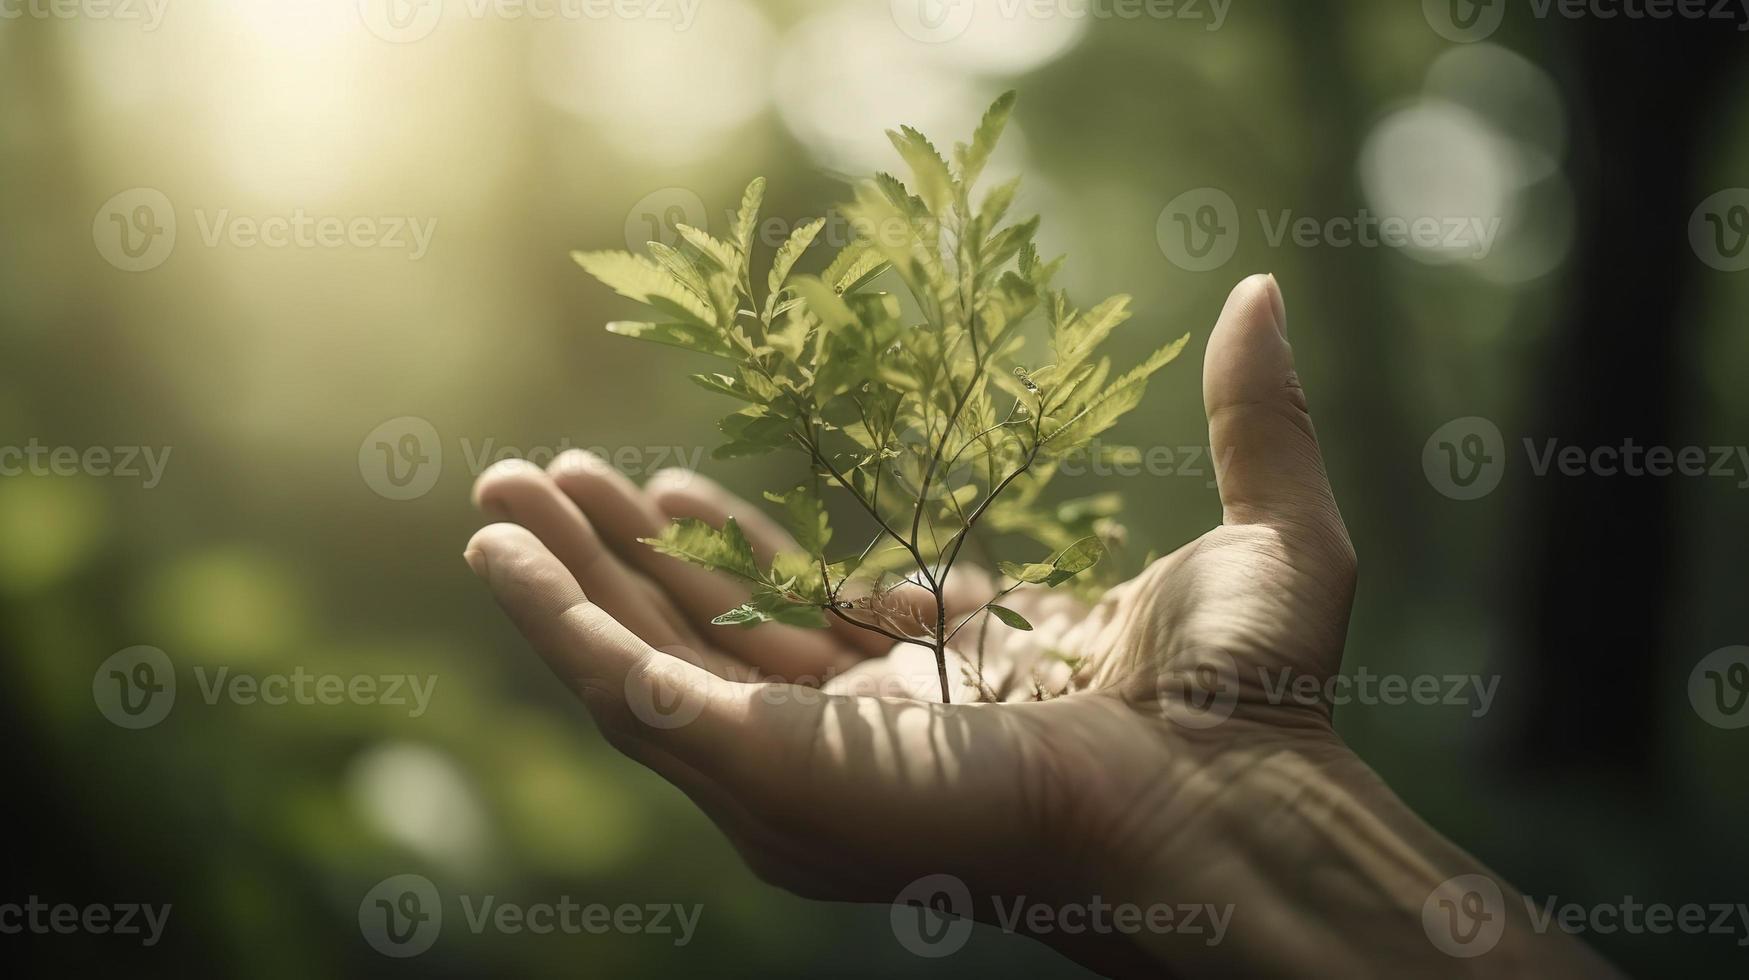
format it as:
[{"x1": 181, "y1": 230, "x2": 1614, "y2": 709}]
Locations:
[{"x1": 578, "y1": 92, "x2": 1189, "y2": 701}]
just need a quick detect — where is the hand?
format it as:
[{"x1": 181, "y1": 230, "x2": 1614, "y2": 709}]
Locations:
[{"x1": 464, "y1": 275, "x2": 1612, "y2": 978}]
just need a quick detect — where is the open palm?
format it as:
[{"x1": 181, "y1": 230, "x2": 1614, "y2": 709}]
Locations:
[{"x1": 466, "y1": 275, "x2": 1362, "y2": 971}]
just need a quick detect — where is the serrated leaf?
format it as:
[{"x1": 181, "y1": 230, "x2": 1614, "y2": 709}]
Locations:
[
  {"x1": 690, "y1": 372, "x2": 761, "y2": 402},
  {"x1": 763, "y1": 483, "x2": 832, "y2": 554},
  {"x1": 732, "y1": 177, "x2": 766, "y2": 258},
  {"x1": 887, "y1": 126, "x2": 954, "y2": 218},
  {"x1": 822, "y1": 241, "x2": 890, "y2": 295},
  {"x1": 642, "y1": 517, "x2": 762, "y2": 583},
  {"x1": 1048, "y1": 294, "x2": 1132, "y2": 382},
  {"x1": 606, "y1": 321, "x2": 733, "y2": 358},
  {"x1": 1043, "y1": 334, "x2": 1190, "y2": 448},
  {"x1": 957, "y1": 90, "x2": 1015, "y2": 188},
  {"x1": 790, "y1": 275, "x2": 857, "y2": 334},
  {"x1": 675, "y1": 224, "x2": 740, "y2": 276},
  {"x1": 714, "y1": 410, "x2": 794, "y2": 459},
  {"x1": 572, "y1": 250, "x2": 714, "y2": 325},
  {"x1": 987, "y1": 603, "x2": 1033, "y2": 631},
  {"x1": 712, "y1": 584, "x2": 829, "y2": 629},
  {"x1": 766, "y1": 217, "x2": 825, "y2": 309},
  {"x1": 768, "y1": 550, "x2": 827, "y2": 602}
]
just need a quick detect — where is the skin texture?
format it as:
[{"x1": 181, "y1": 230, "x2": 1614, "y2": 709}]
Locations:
[{"x1": 464, "y1": 275, "x2": 1618, "y2": 978}]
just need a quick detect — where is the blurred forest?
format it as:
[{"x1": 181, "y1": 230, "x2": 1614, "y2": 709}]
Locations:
[{"x1": 2, "y1": 0, "x2": 1746, "y2": 975}]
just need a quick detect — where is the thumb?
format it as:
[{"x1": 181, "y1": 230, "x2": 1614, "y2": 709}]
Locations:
[{"x1": 1202, "y1": 274, "x2": 1350, "y2": 558}]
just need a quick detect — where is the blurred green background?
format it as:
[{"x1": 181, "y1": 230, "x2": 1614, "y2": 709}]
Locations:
[{"x1": 3, "y1": 0, "x2": 1746, "y2": 975}]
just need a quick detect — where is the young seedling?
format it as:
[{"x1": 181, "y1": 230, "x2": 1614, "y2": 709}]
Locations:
[{"x1": 573, "y1": 92, "x2": 1188, "y2": 703}]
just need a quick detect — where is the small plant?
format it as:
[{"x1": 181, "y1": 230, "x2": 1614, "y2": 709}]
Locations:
[{"x1": 573, "y1": 92, "x2": 1187, "y2": 703}]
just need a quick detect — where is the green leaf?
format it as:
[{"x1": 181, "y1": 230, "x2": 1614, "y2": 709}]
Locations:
[
  {"x1": 766, "y1": 217, "x2": 825, "y2": 310},
  {"x1": 822, "y1": 241, "x2": 890, "y2": 295},
  {"x1": 675, "y1": 224, "x2": 740, "y2": 277},
  {"x1": 641, "y1": 517, "x2": 762, "y2": 584},
  {"x1": 1047, "y1": 294, "x2": 1132, "y2": 383},
  {"x1": 606, "y1": 321, "x2": 733, "y2": 358},
  {"x1": 1043, "y1": 333, "x2": 1190, "y2": 448},
  {"x1": 997, "y1": 561, "x2": 1056, "y2": 584},
  {"x1": 1045, "y1": 535, "x2": 1105, "y2": 586},
  {"x1": 886, "y1": 126, "x2": 954, "y2": 218},
  {"x1": 987, "y1": 603, "x2": 1033, "y2": 631},
  {"x1": 768, "y1": 550, "x2": 827, "y2": 602},
  {"x1": 763, "y1": 483, "x2": 831, "y2": 554},
  {"x1": 690, "y1": 372, "x2": 761, "y2": 402},
  {"x1": 732, "y1": 177, "x2": 766, "y2": 259},
  {"x1": 956, "y1": 90, "x2": 1016, "y2": 188},
  {"x1": 714, "y1": 410, "x2": 794, "y2": 459},
  {"x1": 572, "y1": 250, "x2": 714, "y2": 325},
  {"x1": 712, "y1": 584, "x2": 829, "y2": 629},
  {"x1": 789, "y1": 275, "x2": 857, "y2": 334}
]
